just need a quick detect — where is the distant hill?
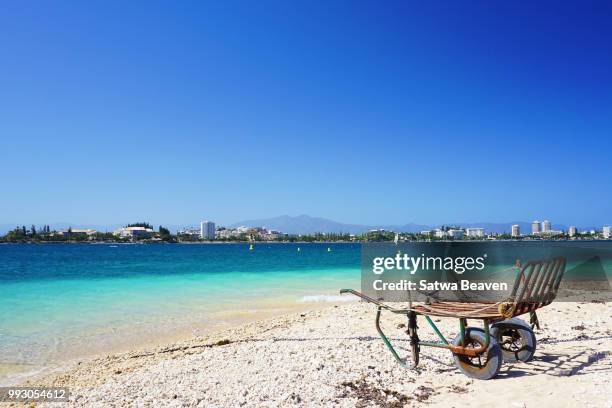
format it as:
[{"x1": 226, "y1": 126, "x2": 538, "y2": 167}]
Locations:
[
  {"x1": 229, "y1": 215, "x2": 375, "y2": 235},
  {"x1": 231, "y1": 215, "x2": 432, "y2": 235},
  {"x1": 229, "y1": 215, "x2": 578, "y2": 235}
]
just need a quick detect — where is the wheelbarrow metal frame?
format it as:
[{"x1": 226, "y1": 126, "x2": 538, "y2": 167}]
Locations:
[
  {"x1": 340, "y1": 256, "x2": 566, "y2": 365},
  {"x1": 346, "y1": 289, "x2": 491, "y2": 362}
]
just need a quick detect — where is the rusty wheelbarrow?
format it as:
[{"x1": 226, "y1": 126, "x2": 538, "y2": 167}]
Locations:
[{"x1": 340, "y1": 257, "x2": 566, "y2": 380}]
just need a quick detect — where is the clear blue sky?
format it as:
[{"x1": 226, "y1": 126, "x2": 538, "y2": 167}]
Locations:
[{"x1": 1, "y1": 1, "x2": 610, "y2": 227}]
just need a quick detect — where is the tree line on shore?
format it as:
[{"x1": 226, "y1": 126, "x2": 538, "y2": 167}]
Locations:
[{"x1": 0, "y1": 224, "x2": 173, "y2": 243}]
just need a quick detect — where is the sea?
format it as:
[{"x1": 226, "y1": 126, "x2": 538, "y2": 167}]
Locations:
[
  {"x1": 1, "y1": 241, "x2": 610, "y2": 384},
  {"x1": 0, "y1": 243, "x2": 360, "y2": 383}
]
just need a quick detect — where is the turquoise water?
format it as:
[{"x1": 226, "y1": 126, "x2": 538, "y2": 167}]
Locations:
[
  {"x1": 1, "y1": 241, "x2": 609, "y2": 382},
  {"x1": 0, "y1": 243, "x2": 360, "y2": 381}
]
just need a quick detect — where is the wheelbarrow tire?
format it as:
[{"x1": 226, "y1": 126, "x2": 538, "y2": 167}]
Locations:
[
  {"x1": 451, "y1": 328, "x2": 502, "y2": 380},
  {"x1": 490, "y1": 318, "x2": 536, "y2": 363}
]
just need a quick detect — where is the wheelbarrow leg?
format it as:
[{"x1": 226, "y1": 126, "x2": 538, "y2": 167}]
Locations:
[
  {"x1": 408, "y1": 311, "x2": 420, "y2": 367},
  {"x1": 375, "y1": 307, "x2": 407, "y2": 368},
  {"x1": 530, "y1": 311, "x2": 541, "y2": 330}
]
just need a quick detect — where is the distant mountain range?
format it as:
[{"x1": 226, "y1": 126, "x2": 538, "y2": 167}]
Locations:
[
  {"x1": 0, "y1": 215, "x2": 598, "y2": 236},
  {"x1": 229, "y1": 215, "x2": 415, "y2": 235},
  {"x1": 230, "y1": 215, "x2": 576, "y2": 235}
]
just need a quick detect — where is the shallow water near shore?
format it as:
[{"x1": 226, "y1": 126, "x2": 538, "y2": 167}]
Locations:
[{"x1": 0, "y1": 243, "x2": 360, "y2": 383}]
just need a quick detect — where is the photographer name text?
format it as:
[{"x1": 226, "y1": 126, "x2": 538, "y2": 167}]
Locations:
[{"x1": 373, "y1": 279, "x2": 508, "y2": 291}]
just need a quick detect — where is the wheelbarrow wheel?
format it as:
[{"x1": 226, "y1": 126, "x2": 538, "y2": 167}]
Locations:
[
  {"x1": 451, "y1": 328, "x2": 502, "y2": 380},
  {"x1": 490, "y1": 318, "x2": 536, "y2": 363}
]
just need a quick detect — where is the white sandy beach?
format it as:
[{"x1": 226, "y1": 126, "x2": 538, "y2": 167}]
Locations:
[{"x1": 17, "y1": 301, "x2": 612, "y2": 407}]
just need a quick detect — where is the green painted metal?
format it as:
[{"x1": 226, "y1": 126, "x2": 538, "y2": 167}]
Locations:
[
  {"x1": 375, "y1": 307, "x2": 407, "y2": 368},
  {"x1": 459, "y1": 318, "x2": 467, "y2": 346},
  {"x1": 372, "y1": 304, "x2": 493, "y2": 367},
  {"x1": 424, "y1": 315, "x2": 449, "y2": 345},
  {"x1": 419, "y1": 341, "x2": 453, "y2": 349},
  {"x1": 421, "y1": 319, "x2": 491, "y2": 350},
  {"x1": 483, "y1": 319, "x2": 490, "y2": 348}
]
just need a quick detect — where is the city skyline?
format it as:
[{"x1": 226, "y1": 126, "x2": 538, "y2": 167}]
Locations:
[
  {"x1": 3, "y1": 215, "x2": 610, "y2": 242},
  {"x1": 2, "y1": 2, "x2": 611, "y2": 226},
  {"x1": 1, "y1": 214, "x2": 608, "y2": 237}
]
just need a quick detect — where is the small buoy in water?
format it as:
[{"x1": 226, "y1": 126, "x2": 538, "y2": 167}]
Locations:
[
  {"x1": 249, "y1": 244, "x2": 254, "y2": 251},
  {"x1": 327, "y1": 247, "x2": 331, "y2": 252}
]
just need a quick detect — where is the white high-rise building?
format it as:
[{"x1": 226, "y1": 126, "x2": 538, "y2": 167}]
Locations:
[
  {"x1": 447, "y1": 229, "x2": 464, "y2": 239},
  {"x1": 604, "y1": 226, "x2": 611, "y2": 239},
  {"x1": 465, "y1": 228, "x2": 484, "y2": 238},
  {"x1": 511, "y1": 224, "x2": 520, "y2": 237},
  {"x1": 434, "y1": 229, "x2": 446, "y2": 238},
  {"x1": 542, "y1": 220, "x2": 551, "y2": 232},
  {"x1": 531, "y1": 221, "x2": 541, "y2": 235},
  {"x1": 568, "y1": 226, "x2": 577, "y2": 237},
  {"x1": 200, "y1": 221, "x2": 216, "y2": 240}
]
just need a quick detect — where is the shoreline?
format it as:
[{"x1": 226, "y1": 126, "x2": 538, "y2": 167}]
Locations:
[
  {"x1": 0, "y1": 241, "x2": 360, "y2": 245},
  {"x1": 2, "y1": 239, "x2": 610, "y2": 245},
  {"x1": 19, "y1": 301, "x2": 612, "y2": 407},
  {"x1": 1, "y1": 300, "x2": 344, "y2": 388}
]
